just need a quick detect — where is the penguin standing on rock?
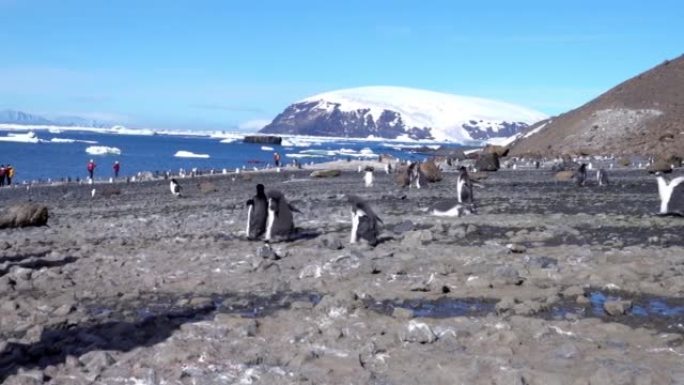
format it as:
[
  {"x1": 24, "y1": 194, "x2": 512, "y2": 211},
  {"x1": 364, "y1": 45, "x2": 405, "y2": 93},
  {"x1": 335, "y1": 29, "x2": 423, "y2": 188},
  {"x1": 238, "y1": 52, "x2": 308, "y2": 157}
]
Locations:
[
  {"x1": 364, "y1": 166, "x2": 374, "y2": 188},
  {"x1": 347, "y1": 195, "x2": 383, "y2": 246},
  {"x1": 170, "y1": 178, "x2": 182, "y2": 197},
  {"x1": 596, "y1": 169, "x2": 609, "y2": 186},
  {"x1": 655, "y1": 172, "x2": 684, "y2": 215},
  {"x1": 575, "y1": 164, "x2": 587, "y2": 187},
  {"x1": 456, "y1": 166, "x2": 474, "y2": 204},
  {"x1": 265, "y1": 190, "x2": 298, "y2": 242},
  {"x1": 246, "y1": 184, "x2": 268, "y2": 240}
]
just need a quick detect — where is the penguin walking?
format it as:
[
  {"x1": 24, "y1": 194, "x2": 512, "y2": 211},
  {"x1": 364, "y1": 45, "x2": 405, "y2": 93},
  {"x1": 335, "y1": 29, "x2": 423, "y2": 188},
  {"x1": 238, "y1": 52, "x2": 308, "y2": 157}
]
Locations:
[
  {"x1": 596, "y1": 169, "x2": 609, "y2": 186},
  {"x1": 364, "y1": 166, "x2": 374, "y2": 188},
  {"x1": 265, "y1": 190, "x2": 297, "y2": 242},
  {"x1": 575, "y1": 164, "x2": 587, "y2": 186},
  {"x1": 408, "y1": 162, "x2": 428, "y2": 189},
  {"x1": 655, "y1": 172, "x2": 684, "y2": 215},
  {"x1": 170, "y1": 178, "x2": 182, "y2": 197},
  {"x1": 384, "y1": 163, "x2": 392, "y2": 174},
  {"x1": 246, "y1": 184, "x2": 268, "y2": 240},
  {"x1": 456, "y1": 166, "x2": 474, "y2": 204},
  {"x1": 347, "y1": 195, "x2": 382, "y2": 246}
]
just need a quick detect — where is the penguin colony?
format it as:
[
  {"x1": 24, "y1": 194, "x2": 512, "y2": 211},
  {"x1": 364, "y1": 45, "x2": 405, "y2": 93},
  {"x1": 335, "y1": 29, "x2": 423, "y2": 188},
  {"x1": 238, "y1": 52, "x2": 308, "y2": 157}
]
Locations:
[{"x1": 163, "y1": 157, "x2": 683, "y2": 248}]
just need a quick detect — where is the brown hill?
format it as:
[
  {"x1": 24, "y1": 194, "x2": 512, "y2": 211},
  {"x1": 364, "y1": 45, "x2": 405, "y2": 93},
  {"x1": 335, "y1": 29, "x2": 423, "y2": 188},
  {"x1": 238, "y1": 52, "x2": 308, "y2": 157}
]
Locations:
[{"x1": 509, "y1": 54, "x2": 684, "y2": 157}]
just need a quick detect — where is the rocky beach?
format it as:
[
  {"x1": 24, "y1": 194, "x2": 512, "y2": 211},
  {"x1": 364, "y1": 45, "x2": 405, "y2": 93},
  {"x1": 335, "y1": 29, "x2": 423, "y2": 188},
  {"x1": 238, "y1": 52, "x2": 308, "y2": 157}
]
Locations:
[{"x1": 1, "y1": 164, "x2": 684, "y2": 385}]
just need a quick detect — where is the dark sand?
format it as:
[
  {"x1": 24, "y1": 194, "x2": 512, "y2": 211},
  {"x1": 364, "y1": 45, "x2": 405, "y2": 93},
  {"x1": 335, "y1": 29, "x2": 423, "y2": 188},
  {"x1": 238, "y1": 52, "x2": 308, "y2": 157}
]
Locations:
[{"x1": 1, "y1": 166, "x2": 683, "y2": 384}]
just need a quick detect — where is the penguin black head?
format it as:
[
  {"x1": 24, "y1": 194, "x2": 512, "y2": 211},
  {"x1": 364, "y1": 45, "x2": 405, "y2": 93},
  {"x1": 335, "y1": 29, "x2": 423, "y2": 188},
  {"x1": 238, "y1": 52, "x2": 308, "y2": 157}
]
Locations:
[
  {"x1": 246, "y1": 198, "x2": 254, "y2": 207},
  {"x1": 256, "y1": 184, "x2": 265, "y2": 196}
]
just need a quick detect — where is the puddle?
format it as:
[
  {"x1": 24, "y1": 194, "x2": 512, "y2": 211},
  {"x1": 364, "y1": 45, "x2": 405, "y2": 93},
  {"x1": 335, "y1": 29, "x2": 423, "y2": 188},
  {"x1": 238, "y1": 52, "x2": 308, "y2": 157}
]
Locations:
[
  {"x1": 366, "y1": 297, "x2": 496, "y2": 318},
  {"x1": 547, "y1": 289, "x2": 684, "y2": 333}
]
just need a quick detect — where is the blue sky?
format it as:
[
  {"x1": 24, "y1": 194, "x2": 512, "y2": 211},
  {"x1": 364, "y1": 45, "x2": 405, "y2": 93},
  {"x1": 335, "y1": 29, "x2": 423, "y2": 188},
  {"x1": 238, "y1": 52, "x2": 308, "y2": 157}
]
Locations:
[{"x1": 1, "y1": 0, "x2": 682, "y2": 130}]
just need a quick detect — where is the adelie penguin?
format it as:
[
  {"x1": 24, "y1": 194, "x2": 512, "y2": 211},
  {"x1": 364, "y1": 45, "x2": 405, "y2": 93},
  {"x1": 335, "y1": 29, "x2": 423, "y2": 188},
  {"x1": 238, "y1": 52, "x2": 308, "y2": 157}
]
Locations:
[
  {"x1": 575, "y1": 163, "x2": 587, "y2": 187},
  {"x1": 655, "y1": 172, "x2": 684, "y2": 216},
  {"x1": 347, "y1": 195, "x2": 383, "y2": 246},
  {"x1": 596, "y1": 168, "x2": 609, "y2": 186},
  {"x1": 265, "y1": 190, "x2": 300, "y2": 242},
  {"x1": 456, "y1": 166, "x2": 474, "y2": 204},
  {"x1": 246, "y1": 184, "x2": 268, "y2": 240},
  {"x1": 170, "y1": 178, "x2": 182, "y2": 197},
  {"x1": 364, "y1": 166, "x2": 374, "y2": 188}
]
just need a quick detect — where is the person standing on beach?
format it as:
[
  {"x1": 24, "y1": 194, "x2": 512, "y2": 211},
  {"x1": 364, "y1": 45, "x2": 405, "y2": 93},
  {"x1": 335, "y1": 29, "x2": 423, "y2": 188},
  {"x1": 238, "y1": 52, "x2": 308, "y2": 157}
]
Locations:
[
  {"x1": 6, "y1": 164, "x2": 14, "y2": 185},
  {"x1": 113, "y1": 161, "x2": 120, "y2": 178},
  {"x1": 273, "y1": 152, "x2": 281, "y2": 168},
  {"x1": 87, "y1": 159, "x2": 96, "y2": 180}
]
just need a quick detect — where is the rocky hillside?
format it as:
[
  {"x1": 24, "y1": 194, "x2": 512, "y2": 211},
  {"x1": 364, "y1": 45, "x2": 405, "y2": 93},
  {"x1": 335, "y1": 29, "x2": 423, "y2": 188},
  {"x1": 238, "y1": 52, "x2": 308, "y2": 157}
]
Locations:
[
  {"x1": 509, "y1": 54, "x2": 684, "y2": 157},
  {"x1": 260, "y1": 86, "x2": 546, "y2": 143}
]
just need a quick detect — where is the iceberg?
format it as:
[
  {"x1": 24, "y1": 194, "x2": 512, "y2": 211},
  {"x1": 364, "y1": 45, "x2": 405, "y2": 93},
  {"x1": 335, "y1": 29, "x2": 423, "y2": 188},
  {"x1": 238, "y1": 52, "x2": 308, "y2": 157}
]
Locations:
[
  {"x1": 174, "y1": 150, "x2": 210, "y2": 159},
  {"x1": 86, "y1": 146, "x2": 122, "y2": 155},
  {"x1": 51, "y1": 138, "x2": 98, "y2": 144},
  {"x1": 0, "y1": 131, "x2": 40, "y2": 143},
  {"x1": 219, "y1": 138, "x2": 238, "y2": 144}
]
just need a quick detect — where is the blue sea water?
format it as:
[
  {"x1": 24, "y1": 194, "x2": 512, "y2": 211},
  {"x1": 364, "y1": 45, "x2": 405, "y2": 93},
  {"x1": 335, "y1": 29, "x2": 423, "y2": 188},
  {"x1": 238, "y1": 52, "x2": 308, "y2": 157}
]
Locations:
[{"x1": 0, "y1": 129, "x2": 458, "y2": 183}]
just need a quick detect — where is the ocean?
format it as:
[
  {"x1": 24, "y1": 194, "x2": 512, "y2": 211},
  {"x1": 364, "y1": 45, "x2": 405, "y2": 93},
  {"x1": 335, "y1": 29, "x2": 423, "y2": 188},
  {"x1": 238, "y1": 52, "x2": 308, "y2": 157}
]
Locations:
[{"x1": 0, "y1": 128, "x2": 463, "y2": 184}]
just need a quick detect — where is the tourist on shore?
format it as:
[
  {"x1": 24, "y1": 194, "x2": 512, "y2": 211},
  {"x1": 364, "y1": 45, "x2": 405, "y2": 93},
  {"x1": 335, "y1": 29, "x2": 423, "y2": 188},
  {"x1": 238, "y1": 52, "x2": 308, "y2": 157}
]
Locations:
[
  {"x1": 87, "y1": 159, "x2": 96, "y2": 180},
  {"x1": 273, "y1": 152, "x2": 281, "y2": 168},
  {"x1": 0, "y1": 165, "x2": 5, "y2": 187},
  {"x1": 6, "y1": 164, "x2": 14, "y2": 185},
  {"x1": 113, "y1": 161, "x2": 120, "y2": 178}
]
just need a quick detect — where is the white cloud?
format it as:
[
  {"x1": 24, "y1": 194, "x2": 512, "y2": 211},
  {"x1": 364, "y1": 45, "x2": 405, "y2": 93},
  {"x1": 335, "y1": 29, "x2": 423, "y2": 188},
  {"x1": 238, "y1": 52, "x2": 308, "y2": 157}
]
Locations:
[{"x1": 238, "y1": 119, "x2": 271, "y2": 132}]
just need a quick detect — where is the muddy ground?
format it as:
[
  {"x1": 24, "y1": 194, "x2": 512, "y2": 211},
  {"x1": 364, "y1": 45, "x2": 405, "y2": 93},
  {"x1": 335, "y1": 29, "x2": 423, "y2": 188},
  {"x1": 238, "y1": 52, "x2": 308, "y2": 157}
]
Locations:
[{"x1": 1, "y1": 166, "x2": 683, "y2": 385}]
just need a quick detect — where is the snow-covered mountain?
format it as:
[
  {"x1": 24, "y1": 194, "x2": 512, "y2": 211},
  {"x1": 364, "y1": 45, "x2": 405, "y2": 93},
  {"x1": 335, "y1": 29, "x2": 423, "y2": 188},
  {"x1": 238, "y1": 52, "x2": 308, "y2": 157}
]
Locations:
[
  {"x1": 260, "y1": 86, "x2": 547, "y2": 142},
  {"x1": 0, "y1": 109, "x2": 111, "y2": 128}
]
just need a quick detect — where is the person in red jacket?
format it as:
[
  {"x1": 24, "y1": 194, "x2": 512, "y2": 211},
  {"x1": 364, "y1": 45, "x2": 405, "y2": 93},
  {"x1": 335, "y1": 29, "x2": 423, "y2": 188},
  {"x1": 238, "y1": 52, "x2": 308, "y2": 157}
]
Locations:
[
  {"x1": 87, "y1": 159, "x2": 96, "y2": 180},
  {"x1": 113, "y1": 161, "x2": 120, "y2": 178}
]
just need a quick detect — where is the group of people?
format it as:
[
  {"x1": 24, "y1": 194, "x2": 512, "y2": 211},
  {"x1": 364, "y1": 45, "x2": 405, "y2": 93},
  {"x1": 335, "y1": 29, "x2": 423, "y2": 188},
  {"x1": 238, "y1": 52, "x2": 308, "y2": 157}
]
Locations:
[
  {"x1": 0, "y1": 164, "x2": 15, "y2": 186},
  {"x1": 86, "y1": 159, "x2": 121, "y2": 180}
]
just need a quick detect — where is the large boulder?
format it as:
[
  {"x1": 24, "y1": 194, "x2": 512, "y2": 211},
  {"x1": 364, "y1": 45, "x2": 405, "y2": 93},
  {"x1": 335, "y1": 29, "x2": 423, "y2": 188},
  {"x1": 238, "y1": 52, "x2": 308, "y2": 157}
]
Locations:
[
  {"x1": 0, "y1": 203, "x2": 49, "y2": 229},
  {"x1": 419, "y1": 160, "x2": 443, "y2": 182},
  {"x1": 483, "y1": 145, "x2": 509, "y2": 158},
  {"x1": 475, "y1": 153, "x2": 500, "y2": 172}
]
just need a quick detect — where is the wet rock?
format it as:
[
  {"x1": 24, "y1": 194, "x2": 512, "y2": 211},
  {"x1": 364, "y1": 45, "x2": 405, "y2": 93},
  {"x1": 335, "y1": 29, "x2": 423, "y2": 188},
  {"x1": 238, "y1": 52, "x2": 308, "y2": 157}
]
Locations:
[
  {"x1": 401, "y1": 320, "x2": 437, "y2": 344},
  {"x1": 401, "y1": 230, "x2": 433, "y2": 247},
  {"x1": 256, "y1": 244, "x2": 279, "y2": 260},
  {"x1": 603, "y1": 299, "x2": 632, "y2": 316},
  {"x1": 79, "y1": 351, "x2": 116, "y2": 372},
  {"x1": 0, "y1": 203, "x2": 49, "y2": 229},
  {"x1": 310, "y1": 169, "x2": 341, "y2": 178},
  {"x1": 507, "y1": 243, "x2": 527, "y2": 254},
  {"x1": 393, "y1": 220, "x2": 415, "y2": 234},
  {"x1": 392, "y1": 307, "x2": 413, "y2": 319},
  {"x1": 318, "y1": 235, "x2": 344, "y2": 250}
]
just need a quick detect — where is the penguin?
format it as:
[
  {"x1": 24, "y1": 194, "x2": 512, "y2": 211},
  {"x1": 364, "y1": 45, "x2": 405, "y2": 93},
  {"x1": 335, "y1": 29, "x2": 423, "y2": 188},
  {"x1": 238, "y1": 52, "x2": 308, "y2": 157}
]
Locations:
[
  {"x1": 364, "y1": 166, "x2": 374, "y2": 188},
  {"x1": 655, "y1": 172, "x2": 684, "y2": 215},
  {"x1": 408, "y1": 162, "x2": 428, "y2": 189},
  {"x1": 596, "y1": 168, "x2": 609, "y2": 186},
  {"x1": 575, "y1": 163, "x2": 587, "y2": 186},
  {"x1": 265, "y1": 190, "x2": 297, "y2": 241},
  {"x1": 428, "y1": 199, "x2": 475, "y2": 217},
  {"x1": 384, "y1": 163, "x2": 392, "y2": 174},
  {"x1": 246, "y1": 184, "x2": 268, "y2": 240},
  {"x1": 91, "y1": 188, "x2": 96, "y2": 199},
  {"x1": 170, "y1": 178, "x2": 182, "y2": 197},
  {"x1": 347, "y1": 195, "x2": 382, "y2": 246},
  {"x1": 456, "y1": 166, "x2": 474, "y2": 204}
]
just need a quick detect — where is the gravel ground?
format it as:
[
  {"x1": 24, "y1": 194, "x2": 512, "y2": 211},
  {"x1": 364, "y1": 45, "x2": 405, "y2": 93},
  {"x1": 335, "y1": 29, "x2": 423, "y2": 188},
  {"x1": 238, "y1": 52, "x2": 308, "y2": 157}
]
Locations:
[{"x1": 1, "y1": 165, "x2": 683, "y2": 385}]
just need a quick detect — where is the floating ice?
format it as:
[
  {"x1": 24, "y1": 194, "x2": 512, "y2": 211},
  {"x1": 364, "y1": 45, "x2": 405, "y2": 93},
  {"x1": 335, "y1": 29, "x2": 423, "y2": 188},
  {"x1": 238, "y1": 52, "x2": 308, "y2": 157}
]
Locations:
[
  {"x1": 51, "y1": 138, "x2": 98, "y2": 144},
  {"x1": 261, "y1": 146, "x2": 274, "y2": 151},
  {"x1": 86, "y1": 145, "x2": 122, "y2": 155},
  {"x1": 174, "y1": 150, "x2": 210, "y2": 159},
  {"x1": 0, "y1": 131, "x2": 40, "y2": 143}
]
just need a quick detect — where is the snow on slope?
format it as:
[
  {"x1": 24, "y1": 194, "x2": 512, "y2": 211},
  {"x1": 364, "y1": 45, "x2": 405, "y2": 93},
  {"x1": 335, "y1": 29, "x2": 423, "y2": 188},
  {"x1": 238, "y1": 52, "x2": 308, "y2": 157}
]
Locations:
[{"x1": 299, "y1": 86, "x2": 547, "y2": 142}]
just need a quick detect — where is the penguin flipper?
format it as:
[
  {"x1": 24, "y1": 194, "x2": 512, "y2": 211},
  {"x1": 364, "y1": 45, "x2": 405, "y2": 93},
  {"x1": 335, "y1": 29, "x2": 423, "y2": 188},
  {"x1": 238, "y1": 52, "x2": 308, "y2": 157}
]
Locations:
[{"x1": 288, "y1": 203, "x2": 302, "y2": 213}]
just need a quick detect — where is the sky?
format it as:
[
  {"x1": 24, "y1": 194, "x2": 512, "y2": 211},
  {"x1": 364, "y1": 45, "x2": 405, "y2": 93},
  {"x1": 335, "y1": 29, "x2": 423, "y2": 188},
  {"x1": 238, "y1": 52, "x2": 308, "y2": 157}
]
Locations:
[{"x1": 0, "y1": 0, "x2": 682, "y2": 131}]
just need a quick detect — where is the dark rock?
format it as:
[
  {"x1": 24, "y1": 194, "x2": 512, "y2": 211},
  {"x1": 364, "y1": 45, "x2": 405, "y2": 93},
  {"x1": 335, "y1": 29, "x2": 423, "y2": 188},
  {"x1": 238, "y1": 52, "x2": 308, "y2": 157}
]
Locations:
[
  {"x1": 243, "y1": 135, "x2": 282, "y2": 145},
  {"x1": 0, "y1": 203, "x2": 49, "y2": 229},
  {"x1": 310, "y1": 169, "x2": 341, "y2": 178},
  {"x1": 474, "y1": 153, "x2": 500, "y2": 171},
  {"x1": 256, "y1": 244, "x2": 279, "y2": 260},
  {"x1": 318, "y1": 235, "x2": 344, "y2": 250},
  {"x1": 393, "y1": 220, "x2": 415, "y2": 234}
]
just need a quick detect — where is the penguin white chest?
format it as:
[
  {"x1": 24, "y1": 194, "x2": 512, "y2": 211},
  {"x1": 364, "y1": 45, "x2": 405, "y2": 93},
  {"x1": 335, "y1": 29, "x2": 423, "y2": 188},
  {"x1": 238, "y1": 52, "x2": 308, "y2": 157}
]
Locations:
[
  {"x1": 265, "y1": 207, "x2": 276, "y2": 240},
  {"x1": 456, "y1": 178, "x2": 464, "y2": 203},
  {"x1": 364, "y1": 171, "x2": 374, "y2": 187},
  {"x1": 246, "y1": 205, "x2": 253, "y2": 236},
  {"x1": 350, "y1": 210, "x2": 364, "y2": 243}
]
